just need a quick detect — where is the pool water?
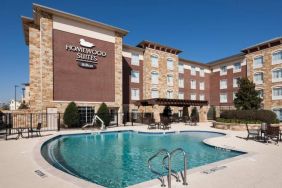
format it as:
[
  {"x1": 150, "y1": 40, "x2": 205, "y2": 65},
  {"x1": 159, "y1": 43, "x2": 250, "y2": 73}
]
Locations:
[{"x1": 41, "y1": 131, "x2": 244, "y2": 188}]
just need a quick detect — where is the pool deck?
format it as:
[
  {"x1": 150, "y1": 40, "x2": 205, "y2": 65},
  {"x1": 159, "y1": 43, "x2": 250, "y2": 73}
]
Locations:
[{"x1": 1, "y1": 122, "x2": 282, "y2": 188}]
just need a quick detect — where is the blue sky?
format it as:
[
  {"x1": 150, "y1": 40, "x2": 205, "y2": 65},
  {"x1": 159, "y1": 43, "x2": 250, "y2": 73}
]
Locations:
[{"x1": 0, "y1": 0, "x2": 281, "y2": 102}]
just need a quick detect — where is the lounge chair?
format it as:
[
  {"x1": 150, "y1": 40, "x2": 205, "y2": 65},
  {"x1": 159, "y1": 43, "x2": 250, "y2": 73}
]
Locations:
[
  {"x1": 265, "y1": 125, "x2": 280, "y2": 144},
  {"x1": 246, "y1": 124, "x2": 260, "y2": 140},
  {"x1": 160, "y1": 117, "x2": 171, "y2": 130},
  {"x1": 29, "y1": 123, "x2": 42, "y2": 138},
  {"x1": 147, "y1": 118, "x2": 157, "y2": 129}
]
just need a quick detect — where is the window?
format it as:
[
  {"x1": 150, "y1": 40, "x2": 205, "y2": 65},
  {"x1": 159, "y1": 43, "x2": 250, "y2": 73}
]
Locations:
[
  {"x1": 220, "y1": 65, "x2": 227, "y2": 75},
  {"x1": 273, "y1": 108, "x2": 282, "y2": 121},
  {"x1": 78, "y1": 106, "x2": 95, "y2": 125},
  {"x1": 131, "y1": 89, "x2": 140, "y2": 100},
  {"x1": 272, "y1": 87, "x2": 282, "y2": 100},
  {"x1": 167, "y1": 58, "x2": 174, "y2": 70},
  {"x1": 151, "y1": 55, "x2": 158, "y2": 68},
  {"x1": 272, "y1": 50, "x2": 282, "y2": 64},
  {"x1": 233, "y1": 62, "x2": 241, "y2": 72},
  {"x1": 190, "y1": 80, "x2": 196, "y2": 89},
  {"x1": 233, "y1": 77, "x2": 240, "y2": 88},
  {"x1": 254, "y1": 56, "x2": 263, "y2": 69},
  {"x1": 191, "y1": 66, "x2": 196, "y2": 75},
  {"x1": 190, "y1": 93, "x2": 196, "y2": 100},
  {"x1": 199, "y1": 94, "x2": 205, "y2": 101},
  {"x1": 200, "y1": 68, "x2": 205, "y2": 77},
  {"x1": 257, "y1": 89, "x2": 263, "y2": 98},
  {"x1": 167, "y1": 75, "x2": 174, "y2": 86},
  {"x1": 167, "y1": 90, "x2": 173, "y2": 99},
  {"x1": 179, "y1": 64, "x2": 184, "y2": 73},
  {"x1": 272, "y1": 68, "x2": 282, "y2": 82},
  {"x1": 151, "y1": 89, "x2": 159, "y2": 98},
  {"x1": 131, "y1": 70, "x2": 139, "y2": 83},
  {"x1": 199, "y1": 81, "x2": 205, "y2": 90},
  {"x1": 220, "y1": 93, "x2": 227, "y2": 103},
  {"x1": 179, "y1": 77, "x2": 184, "y2": 88},
  {"x1": 151, "y1": 72, "x2": 159, "y2": 84},
  {"x1": 233, "y1": 92, "x2": 237, "y2": 100},
  {"x1": 254, "y1": 72, "x2": 263, "y2": 84},
  {"x1": 131, "y1": 53, "x2": 139, "y2": 66},
  {"x1": 220, "y1": 79, "x2": 227, "y2": 89},
  {"x1": 178, "y1": 92, "x2": 184, "y2": 99}
]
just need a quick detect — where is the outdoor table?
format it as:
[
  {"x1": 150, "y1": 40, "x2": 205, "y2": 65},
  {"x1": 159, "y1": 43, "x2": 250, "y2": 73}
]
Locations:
[{"x1": 14, "y1": 127, "x2": 29, "y2": 139}]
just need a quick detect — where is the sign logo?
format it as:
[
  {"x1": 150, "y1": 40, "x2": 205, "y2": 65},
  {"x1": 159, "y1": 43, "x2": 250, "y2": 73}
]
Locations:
[{"x1": 65, "y1": 38, "x2": 107, "y2": 69}]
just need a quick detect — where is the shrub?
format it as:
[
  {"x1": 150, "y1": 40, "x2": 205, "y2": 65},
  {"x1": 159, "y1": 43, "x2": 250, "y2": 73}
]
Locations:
[
  {"x1": 183, "y1": 106, "x2": 189, "y2": 119},
  {"x1": 63, "y1": 102, "x2": 80, "y2": 128},
  {"x1": 220, "y1": 110, "x2": 278, "y2": 124},
  {"x1": 207, "y1": 106, "x2": 216, "y2": 120},
  {"x1": 96, "y1": 103, "x2": 111, "y2": 127},
  {"x1": 190, "y1": 107, "x2": 199, "y2": 122},
  {"x1": 163, "y1": 106, "x2": 172, "y2": 117}
]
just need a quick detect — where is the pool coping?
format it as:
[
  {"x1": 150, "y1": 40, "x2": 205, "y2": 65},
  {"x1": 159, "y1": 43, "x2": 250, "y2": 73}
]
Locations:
[{"x1": 33, "y1": 129, "x2": 254, "y2": 188}]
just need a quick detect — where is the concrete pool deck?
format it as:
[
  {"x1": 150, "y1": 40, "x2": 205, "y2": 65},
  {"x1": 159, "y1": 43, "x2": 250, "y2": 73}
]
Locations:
[{"x1": 0, "y1": 122, "x2": 282, "y2": 188}]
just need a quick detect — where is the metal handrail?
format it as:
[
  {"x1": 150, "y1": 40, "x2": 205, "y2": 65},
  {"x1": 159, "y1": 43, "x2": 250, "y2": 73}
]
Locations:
[
  {"x1": 82, "y1": 115, "x2": 105, "y2": 130},
  {"x1": 148, "y1": 149, "x2": 171, "y2": 187}
]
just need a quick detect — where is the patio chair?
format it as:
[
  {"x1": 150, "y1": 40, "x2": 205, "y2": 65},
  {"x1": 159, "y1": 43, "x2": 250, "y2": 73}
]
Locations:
[
  {"x1": 29, "y1": 123, "x2": 42, "y2": 138},
  {"x1": 246, "y1": 124, "x2": 260, "y2": 140},
  {"x1": 147, "y1": 118, "x2": 157, "y2": 129},
  {"x1": 265, "y1": 125, "x2": 280, "y2": 144},
  {"x1": 160, "y1": 117, "x2": 171, "y2": 130}
]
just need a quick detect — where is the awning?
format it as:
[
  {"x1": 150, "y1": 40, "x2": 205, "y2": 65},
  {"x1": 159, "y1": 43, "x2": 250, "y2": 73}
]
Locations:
[{"x1": 134, "y1": 98, "x2": 208, "y2": 107}]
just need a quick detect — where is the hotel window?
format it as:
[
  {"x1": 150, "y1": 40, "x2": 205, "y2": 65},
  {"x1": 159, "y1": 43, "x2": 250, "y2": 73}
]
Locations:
[
  {"x1": 220, "y1": 65, "x2": 227, "y2": 75},
  {"x1": 272, "y1": 68, "x2": 282, "y2": 82},
  {"x1": 131, "y1": 70, "x2": 139, "y2": 83},
  {"x1": 200, "y1": 68, "x2": 205, "y2": 77},
  {"x1": 257, "y1": 89, "x2": 264, "y2": 98},
  {"x1": 233, "y1": 62, "x2": 241, "y2": 72},
  {"x1": 190, "y1": 80, "x2": 196, "y2": 89},
  {"x1": 151, "y1": 55, "x2": 158, "y2": 68},
  {"x1": 131, "y1": 53, "x2": 139, "y2": 66},
  {"x1": 167, "y1": 90, "x2": 173, "y2": 99},
  {"x1": 131, "y1": 89, "x2": 140, "y2": 100},
  {"x1": 233, "y1": 92, "x2": 237, "y2": 100},
  {"x1": 254, "y1": 72, "x2": 263, "y2": 84},
  {"x1": 272, "y1": 50, "x2": 282, "y2": 65},
  {"x1": 199, "y1": 81, "x2": 205, "y2": 90},
  {"x1": 78, "y1": 106, "x2": 94, "y2": 125},
  {"x1": 151, "y1": 71, "x2": 159, "y2": 84},
  {"x1": 151, "y1": 89, "x2": 159, "y2": 98},
  {"x1": 220, "y1": 79, "x2": 227, "y2": 89},
  {"x1": 179, "y1": 77, "x2": 184, "y2": 88},
  {"x1": 272, "y1": 87, "x2": 282, "y2": 100},
  {"x1": 199, "y1": 94, "x2": 205, "y2": 101},
  {"x1": 167, "y1": 75, "x2": 174, "y2": 86},
  {"x1": 178, "y1": 92, "x2": 184, "y2": 99},
  {"x1": 167, "y1": 58, "x2": 174, "y2": 70},
  {"x1": 191, "y1": 66, "x2": 196, "y2": 75},
  {"x1": 273, "y1": 108, "x2": 282, "y2": 121},
  {"x1": 220, "y1": 93, "x2": 227, "y2": 103},
  {"x1": 253, "y1": 56, "x2": 263, "y2": 69},
  {"x1": 233, "y1": 77, "x2": 240, "y2": 88},
  {"x1": 179, "y1": 64, "x2": 184, "y2": 74},
  {"x1": 190, "y1": 93, "x2": 196, "y2": 100}
]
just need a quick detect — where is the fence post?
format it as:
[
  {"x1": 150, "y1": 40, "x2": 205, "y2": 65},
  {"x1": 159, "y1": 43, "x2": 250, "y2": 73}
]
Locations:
[{"x1": 57, "y1": 113, "x2": 60, "y2": 131}]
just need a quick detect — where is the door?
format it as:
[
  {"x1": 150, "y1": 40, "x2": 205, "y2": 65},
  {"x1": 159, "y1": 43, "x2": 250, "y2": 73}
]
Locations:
[{"x1": 47, "y1": 108, "x2": 58, "y2": 130}]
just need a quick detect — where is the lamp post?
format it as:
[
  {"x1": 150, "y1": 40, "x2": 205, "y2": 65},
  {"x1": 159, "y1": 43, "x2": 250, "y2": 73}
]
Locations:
[{"x1": 14, "y1": 85, "x2": 19, "y2": 110}]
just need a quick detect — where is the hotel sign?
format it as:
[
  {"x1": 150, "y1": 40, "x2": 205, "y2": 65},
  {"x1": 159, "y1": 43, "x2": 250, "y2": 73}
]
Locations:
[{"x1": 65, "y1": 39, "x2": 107, "y2": 69}]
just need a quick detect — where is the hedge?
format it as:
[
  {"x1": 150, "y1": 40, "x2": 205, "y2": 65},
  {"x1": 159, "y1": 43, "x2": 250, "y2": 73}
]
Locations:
[{"x1": 220, "y1": 110, "x2": 279, "y2": 124}]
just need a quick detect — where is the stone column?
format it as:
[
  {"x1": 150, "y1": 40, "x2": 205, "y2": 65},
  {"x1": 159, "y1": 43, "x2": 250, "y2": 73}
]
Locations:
[
  {"x1": 153, "y1": 105, "x2": 161, "y2": 123},
  {"x1": 199, "y1": 106, "x2": 208, "y2": 122}
]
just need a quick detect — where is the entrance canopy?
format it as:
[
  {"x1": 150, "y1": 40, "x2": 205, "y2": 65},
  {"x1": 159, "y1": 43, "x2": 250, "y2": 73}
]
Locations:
[{"x1": 134, "y1": 98, "x2": 208, "y2": 107}]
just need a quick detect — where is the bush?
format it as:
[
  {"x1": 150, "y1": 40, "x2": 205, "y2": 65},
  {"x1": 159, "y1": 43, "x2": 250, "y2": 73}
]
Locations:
[
  {"x1": 163, "y1": 106, "x2": 172, "y2": 117},
  {"x1": 96, "y1": 103, "x2": 111, "y2": 127},
  {"x1": 207, "y1": 106, "x2": 216, "y2": 120},
  {"x1": 183, "y1": 106, "x2": 189, "y2": 119},
  {"x1": 190, "y1": 107, "x2": 199, "y2": 122},
  {"x1": 220, "y1": 110, "x2": 278, "y2": 124},
  {"x1": 63, "y1": 102, "x2": 80, "y2": 128}
]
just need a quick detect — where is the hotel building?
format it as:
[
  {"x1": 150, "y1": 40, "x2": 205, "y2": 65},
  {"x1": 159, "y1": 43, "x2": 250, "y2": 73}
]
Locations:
[{"x1": 21, "y1": 4, "x2": 282, "y2": 122}]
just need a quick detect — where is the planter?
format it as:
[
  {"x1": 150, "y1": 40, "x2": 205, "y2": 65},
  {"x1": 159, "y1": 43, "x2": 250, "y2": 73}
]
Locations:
[{"x1": 214, "y1": 122, "x2": 282, "y2": 131}]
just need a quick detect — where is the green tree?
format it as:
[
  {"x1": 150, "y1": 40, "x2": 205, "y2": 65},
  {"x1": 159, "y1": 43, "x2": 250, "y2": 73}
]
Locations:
[
  {"x1": 96, "y1": 103, "x2": 111, "y2": 127},
  {"x1": 163, "y1": 106, "x2": 172, "y2": 117},
  {"x1": 190, "y1": 107, "x2": 199, "y2": 122},
  {"x1": 63, "y1": 102, "x2": 80, "y2": 128},
  {"x1": 234, "y1": 78, "x2": 262, "y2": 110},
  {"x1": 207, "y1": 106, "x2": 216, "y2": 120}
]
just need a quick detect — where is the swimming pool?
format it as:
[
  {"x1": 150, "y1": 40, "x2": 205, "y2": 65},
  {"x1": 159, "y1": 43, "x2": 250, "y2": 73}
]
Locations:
[{"x1": 41, "y1": 131, "x2": 244, "y2": 187}]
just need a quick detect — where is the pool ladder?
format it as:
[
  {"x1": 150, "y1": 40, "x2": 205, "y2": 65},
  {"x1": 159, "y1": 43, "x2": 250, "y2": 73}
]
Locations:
[{"x1": 148, "y1": 148, "x2": 188, "y2": 188}]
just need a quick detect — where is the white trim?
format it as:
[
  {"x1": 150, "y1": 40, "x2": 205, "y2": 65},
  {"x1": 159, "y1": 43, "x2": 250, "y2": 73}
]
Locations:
[
  {"x1": 272, "y1": 86, "x2": 282, "y2": 100},
  {"x1": 271, "y1": 49, "x2": 282, "y2": 65},
  {"x1": 253, "y1": 55, "x2": 264, "y2": 69}
]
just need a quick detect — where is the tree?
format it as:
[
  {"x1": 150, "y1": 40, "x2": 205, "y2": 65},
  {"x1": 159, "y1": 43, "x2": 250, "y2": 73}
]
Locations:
[
  {"x1": 207, "y1": 106, "x2": 216, "y2": 120},
  {"x1": 234, "y1": 78, "x2": 262, "y2": 110},
  {"x1": 96, "y1": 103, "x2": 111, "y2": 127},
  {"x1": 182, "y1": 106, "x2": 189, "y2": 118},
  {"x1": 18, "y1": 101, "x2": 29, "y2": 109},
  {"x1": 190, "y1": 107, "x2": 199, "y2": 122},
  {"x1": 63, "y1": 102, "x2": 80, "y2": 128},
  {"x1": 163, "y1": 106, "x2": 172, "y2": 117}
]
